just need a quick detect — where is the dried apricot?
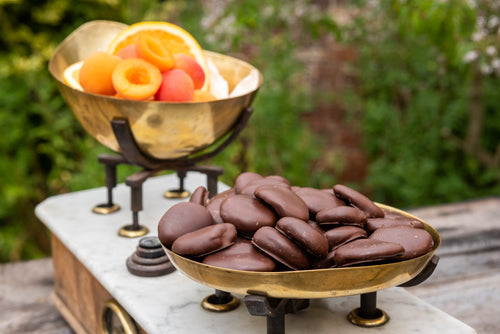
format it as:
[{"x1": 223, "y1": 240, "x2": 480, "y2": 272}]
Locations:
[
  {"x1": 79, "y1": 51, "x2": 121, "y2": 95},
  {"x1": 112, "y1": 58, "x2": 162, "y2": 101}
]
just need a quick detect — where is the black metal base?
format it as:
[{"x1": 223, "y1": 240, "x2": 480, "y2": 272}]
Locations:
[
  {"x1": 242, "y1": 255, "x2": 439, "y2": 334},
  {"x1": 91, "y1": 107, "x2": 254, "y2": 238}
]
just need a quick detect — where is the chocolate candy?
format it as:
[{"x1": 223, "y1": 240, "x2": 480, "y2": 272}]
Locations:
[
  {"x1": 365, "y1": 217, "x2": 425, "y2": 234},
  {"x1": 220, "y1": 194, "x2": 277, "y2": 237},
  {"x1": 159, "y1": 172, "x2": 436, "y2": 272},
  {"x1": 203, "y1": 240, "x2": 276, "y2": 272},
  {"x1": 276, "y1": 217, "x2": 329, "y2": 258},
  {"x1": 206, "y1": 188, "x2": 235, "y2": 224},
  {"x1": 316, "y1": 206, "x2": 367, "y2": 227},
  {"x1": 369, "y1": 226, "x2": 434, "y2": 260},
  {"x1": 252, "y1": 226, "x2": 310, "y2": 270},
  {"x1": 189, "y1": 186, "x2": 209, "y2": 206},
  {"x1": 333, "y1": 184, "x2": 385, "y2": 218},
  {"x1": 239, "y1": 176, "x2": 291, "y2": 196},
  {"x1": 172, "y1": 223, "x2": 237, "y2": 257},
  {"x1": 324, "y1": 226, "x2": 367, "y2": 251},
  {"x1": 254, "y1": 185, "x2": 309, "y2": 221},
  {"x1": 234, "y1": 172, "x2": 264, "y2": 193},
  {"x1": 311, "y1": 250, "x2": 337, "y2": 269},
  {"x1": 294, "y1": 187, "x2": 345, "y2": 215},
  {"x1": 334, "y1": 238, "x2": 405, "y2": 267},
  {"x1": 158, "y1": 202, "x2": 214, "y2": 248}
]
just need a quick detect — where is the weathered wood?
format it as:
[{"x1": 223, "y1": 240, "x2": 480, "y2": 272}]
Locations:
[
  {"x1": 407, "y1": 197, "x2": 500, "y2": 334},
  {"x1": 51, "y1": 235, "x2": 113, "y2": 334},
  {"x1": 0, "y1": 257, "x2": 73, "y2": 334},
  {"x1": 51, "y1": 235, "x2": 146, "y2": 334}
]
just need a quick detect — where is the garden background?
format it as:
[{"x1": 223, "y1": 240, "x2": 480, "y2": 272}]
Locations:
[{"x1": 1, "y1": 0, "x2": 499, "y2": 263}]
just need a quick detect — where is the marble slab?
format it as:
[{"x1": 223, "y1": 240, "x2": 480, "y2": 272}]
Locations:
[{"x1": 35, "y1": 172, "x2": 477, "y2": 334}]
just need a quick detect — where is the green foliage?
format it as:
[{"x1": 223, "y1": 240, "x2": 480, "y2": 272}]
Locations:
[
  {"x1": 1, "y1": 0, "x2": 499, "y2": 263},
  {"x1": 340, "y1": 0, "x2": 500, "y2": 207},
  {"x1": 0, "y1": 0, "x2": 337, "y2": 262}
]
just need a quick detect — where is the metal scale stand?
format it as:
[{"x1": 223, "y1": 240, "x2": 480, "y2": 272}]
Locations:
[
  {"x1": 91, "y1": 107, "x2": 253, "y2": 238},
  {"x1": 201, "y1": 256, "x2": 440, "y2": 334}
]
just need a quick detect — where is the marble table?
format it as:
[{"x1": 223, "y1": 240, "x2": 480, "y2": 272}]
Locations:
[{"x1": 35, "y1": 172, "x2": 477, "y2": 334}]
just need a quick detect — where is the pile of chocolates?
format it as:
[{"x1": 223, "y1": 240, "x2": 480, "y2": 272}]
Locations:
[{"x1": 157, "y1": 172, "x2": 434, "y2": 272}]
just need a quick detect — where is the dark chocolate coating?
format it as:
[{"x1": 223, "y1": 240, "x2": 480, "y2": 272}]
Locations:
[
  {"x1": 189, "y1": 186, "x2": 209, "y2": 206},
  {"x1": 234, "y1": 172, "x2": 264, "y2": 193},
  {"x1": 276, "y1": 217, "x2": 329, "y2": 258},
  {"x1": 311, "y1": 249, "x2": 337, "y2": 269},
  {"x1": 239, "y1": 177, "x2": 291, "y2": 197},
  {"x1": 220, "y1": 194, "x2": 277, "y2": 237},
  {"x1": 365, "y1": 217, "x2": 425, "y2": 234},
  {"x1": 171, "y1": 223, "x2": 237, "y2": 257},
  {"x1": 158, "y1": 202, "x2": 214, "y2": 248},
  {"x1": 334, "y1": 238, "x2": 404, "y2": 267},
  {"x1": 206, "y1": 188, "x2": 235, "y2": 224},
  {"x1": 316, "y1": 206, "x2": 367, "y2": 227},
  {"x1": 294, "y1": 187, "x2": 345, "y2": 214},
  {"x1": 203, "y1": 240, "x2": 276, "y2": 272},
  {"x1": 252, "y1": 226, "x2": 310, "y2": 270},
  {"x1": 324, "y1": 226, "x2": 367, "y2": 251},
  {"x1": 369, "y1": 226, "x2": 434, "y2": 260},
  {"x1": 254, "y1": 185, "x2": 309, "y2": 221},
  {"x1": 333, "y1": 184, "x2": 385, "y2": 218}
]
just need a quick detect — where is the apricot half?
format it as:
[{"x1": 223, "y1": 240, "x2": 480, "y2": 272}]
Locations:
[
  {"x1": 79, "y1": 51, "x2": 121, "y2": 95},
  {"x1": 173, "y1": 53, "x2": 206, "y2": 90},
  {"x1": 137, "y1": 32, "x2": 175, "y2": 72},
  {"x1": 155, "y1": 68, "x2": 194, "y2": 102},
  {"x1": 112, "y1": 58, "x2": 162, "y2": 101}
]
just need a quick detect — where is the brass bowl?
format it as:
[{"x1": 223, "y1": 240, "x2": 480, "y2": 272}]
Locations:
[
  {"x1": 49, "y1": 20, "x2": 262, "y2": 160},
  {"x1": 163, "y1": 204, "x2": 440, "y2": 299}
]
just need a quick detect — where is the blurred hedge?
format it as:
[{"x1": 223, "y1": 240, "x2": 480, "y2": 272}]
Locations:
[{"x1": 0, "y1": 0, "x2": 498, "y2": 263}]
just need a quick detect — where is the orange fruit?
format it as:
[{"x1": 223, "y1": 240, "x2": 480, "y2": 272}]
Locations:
[
  {"x1": 107, "y1": 21, "x2": 209, "y2": 91},
  {"x1": 112, "y1": 58, "x2": 162, "y2": 101},
  {"x1": 63, "y1": 61, "x2": 84, "y2": 91}
]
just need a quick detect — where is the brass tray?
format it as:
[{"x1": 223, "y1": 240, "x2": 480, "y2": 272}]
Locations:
[
  {"x1": 49, "y1": 20, "x2": 262, "y2": 160},
  {"x1": 163, "y1": 204, "x2": 440, "y2": 299}
]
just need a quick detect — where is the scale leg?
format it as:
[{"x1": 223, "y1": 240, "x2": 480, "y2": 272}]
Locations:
[
  {"x1": 164, "y1": 169, "x2": 190, "y2": 199},
  {"x1": 118, "y1": 170, "x2": 152, "y2": 238},
  {"x1": 244, "y1": 295, "x2": 310, "y2": 334},
  {"x1": 348, "y1": 291, "x2": 389, "y2": 327},
  {"x1": 93, "y1": 154, "x2": 123, "y2": 214}
]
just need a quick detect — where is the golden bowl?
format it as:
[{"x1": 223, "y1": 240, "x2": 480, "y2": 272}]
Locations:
[
  {"x1": 163, "y1": 203, "x2": 440, "y2": 299},
  {"x1": 49, "y1": 20, "x2": 262, "y2": 160}
]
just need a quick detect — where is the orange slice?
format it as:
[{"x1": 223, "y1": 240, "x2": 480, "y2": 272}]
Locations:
[
  {"x1": 63, "y1": 61, "x2": 84, "y2": 91},
  {"x1": 107, "y1": 21, "x2": 209, "y2": 91}
]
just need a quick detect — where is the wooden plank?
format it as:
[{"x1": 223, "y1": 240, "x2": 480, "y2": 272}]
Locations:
[
  {"x1": 51, "y1": 235, "x2": 113, "y2": 334},
  {"x1": 51, "y1": 235, "x2": 147, "y2": 334},
  {"x1": 407, "y1": 197, "x2": 500, "y2": 333},
  {"x1": 0, "y1": 257, "x2": 72, "y2": 334}
]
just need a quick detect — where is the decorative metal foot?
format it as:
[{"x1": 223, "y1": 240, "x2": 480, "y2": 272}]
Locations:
[
  {"x1": 201, "y1": 290, "x2": 240, "y2": 312},
  {"x1": 347, "y1": 292, "x2": 389, "y2": 327}
]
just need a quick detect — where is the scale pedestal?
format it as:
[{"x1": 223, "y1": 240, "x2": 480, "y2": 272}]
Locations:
[{"x1": 36, "y1": 173, "x2": 476, "y2": 334}]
